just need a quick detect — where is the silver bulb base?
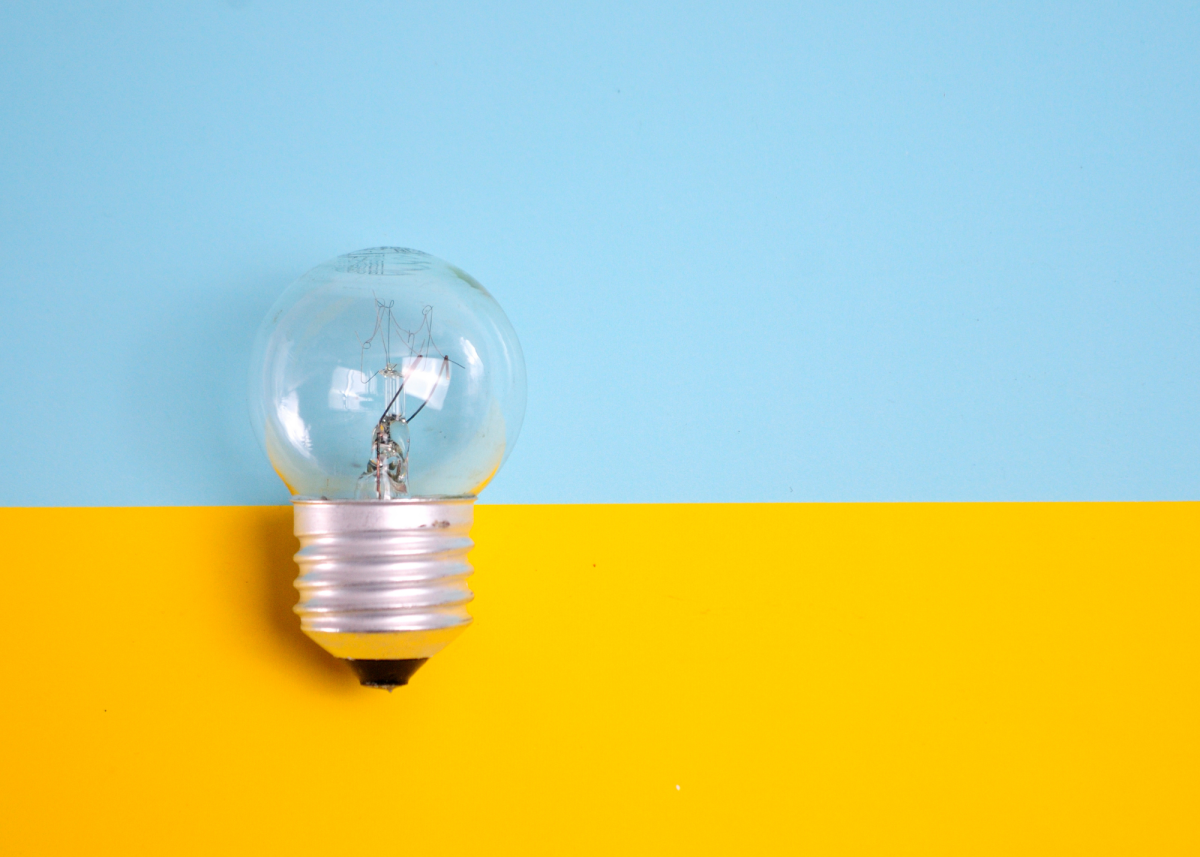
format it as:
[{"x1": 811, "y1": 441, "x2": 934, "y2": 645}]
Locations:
[{"x1": 292, "y1": 497, "x2": 475, "y2": 685}]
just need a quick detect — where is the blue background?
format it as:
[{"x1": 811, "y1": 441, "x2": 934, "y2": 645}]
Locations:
[{"x1": 1, "y1": 1, "x2": 1197, "y2": 505}]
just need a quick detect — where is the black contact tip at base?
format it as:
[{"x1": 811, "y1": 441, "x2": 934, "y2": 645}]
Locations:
[{"x1": 345, "y1": 658, "x2": 429, "y2": 690}]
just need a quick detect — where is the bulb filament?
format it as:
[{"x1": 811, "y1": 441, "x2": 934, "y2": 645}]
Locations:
[{"x1": 355, "y1": 299, "x2": 458, "y2": 499}]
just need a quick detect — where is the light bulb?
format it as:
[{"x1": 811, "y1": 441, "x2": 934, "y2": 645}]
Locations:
[{"x1": 250, "y1": 247, "x2": 526, "y2": 688}]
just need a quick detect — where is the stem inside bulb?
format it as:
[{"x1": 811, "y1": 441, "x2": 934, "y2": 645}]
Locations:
[{"x1": 354, "y1": 298, "x2": 456, "y2": 499}]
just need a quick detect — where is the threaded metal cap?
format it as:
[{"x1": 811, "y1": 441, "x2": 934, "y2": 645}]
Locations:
[{"x1": 292, "y1": 497, "x2": 475, "y2": 687}]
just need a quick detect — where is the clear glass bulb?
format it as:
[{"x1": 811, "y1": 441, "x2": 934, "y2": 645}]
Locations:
[{"x1": 250, "y1": 247, "x2": 526, "y2": 501}]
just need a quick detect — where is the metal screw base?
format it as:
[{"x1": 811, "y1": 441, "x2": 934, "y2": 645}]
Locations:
[{"x1": 292, "y1": 497, "x2": 475, "y2": 686}]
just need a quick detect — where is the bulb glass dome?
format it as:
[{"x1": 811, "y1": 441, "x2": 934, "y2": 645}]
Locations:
[{"x1": 251, "y1": 247, "x2": 526, "y2": 500}]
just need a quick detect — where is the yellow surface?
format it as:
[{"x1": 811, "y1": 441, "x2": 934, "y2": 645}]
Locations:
[{"x1": 1, "y1": 503, "x2": 1197, "y2": 854}]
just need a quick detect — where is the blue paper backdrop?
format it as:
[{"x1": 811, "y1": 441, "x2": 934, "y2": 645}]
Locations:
[{"x1": 1, "y1": 1, "x2": 1197, "y2": 505}]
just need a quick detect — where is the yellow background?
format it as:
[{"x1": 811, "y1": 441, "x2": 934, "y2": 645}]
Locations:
[{"x1": 1, "y1": 503, "x2": 1197, "y2": 854}]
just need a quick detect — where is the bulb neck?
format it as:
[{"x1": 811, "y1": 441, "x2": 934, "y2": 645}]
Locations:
[{"x1": 291, "y1": 497, "x2": 475, "y2": 689}]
